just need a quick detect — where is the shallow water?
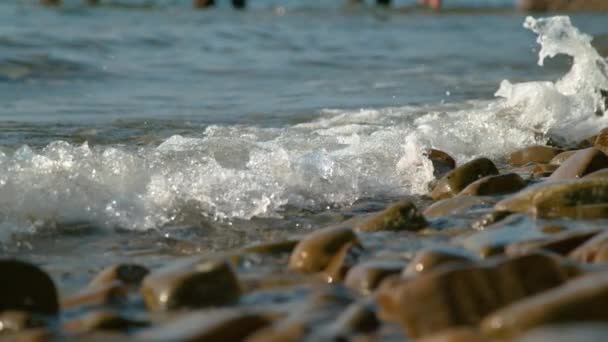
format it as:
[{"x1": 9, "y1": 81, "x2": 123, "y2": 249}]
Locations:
[{"x1": 1, "y1": 1, "x2": 608, "y2": 290}]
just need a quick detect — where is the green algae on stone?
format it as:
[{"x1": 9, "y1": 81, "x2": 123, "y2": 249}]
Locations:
[{"x1": 356, "y1": 200, "x2": 427, "y2": 232}]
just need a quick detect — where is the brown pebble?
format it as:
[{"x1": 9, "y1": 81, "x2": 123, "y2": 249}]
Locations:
[
  {"x1": 0, "y1": 260, "x2": 58, "y2": 315},
  {"x1": 141, "y1": 258, "x2": 241, "y2": 311},
  {"x1": 550, "y1": 147, "x2": 608, "y2": 179},
  {"x1": 356, "y1": 200, "x2": 427, "y2": 232},
  {"x1": 137, "y1": 310, "x2": 272, "y2": 341},
  {"x1": 506, "y1": 229, "x2": 600, "y2": 256},
  {"x1": 569, "y1": 230, "x2": 608, "y2": 263},
  {"x1": 423, "y1": 196, "x2": 493, "y2": 219},
  {"x1": 323, "y1": 242, "x2": 363, "y2": 283},
  {"x1": 458, "y1": 173, "x2": 526, "y2": 196},
  {"x1": 344, "y1": 260, "x2": 405, "y2": 295},
  {"x1": 242, "y1": 239, "x2": 300, "y2": 255},
  {"x1": 509, "y1": 145, "x2": 563, "y2": 166},
  {"x1": 403, "y1": 247, "x2": 476, "y2": 276},
  {"x1": 481, "y1": 272, "x2": 608, "y2": 338},
  {"x1": 63, "y1": 310, "x2": 148, "y2": 333},
  {"x1": 431, "y1": 157, "x2": 499, "y2": 200},
  {"x1": 377, "y1": 253, "x2": 570, "y2": 338},
  {"x1": 549, "y1": 150, "x2": 577, "y2": 165},
  {"x1": 470, "y1": 210, "x2": 512, "y2": 230},
  {"x1": 414, "y1": 327, "x2": 486, "y2": 342},
  {"x1": 582, "y1": 168, "x2": 608, "y2": 179},
  {"x1": 328, "y1": 302, "x2": 380, "y2": 337},
  {"x1": 427, "y1": 149, "x2": 456, "y2": 179},
  {"x1": 288, "y1": 226, "x2": 360, "y2": 273}
]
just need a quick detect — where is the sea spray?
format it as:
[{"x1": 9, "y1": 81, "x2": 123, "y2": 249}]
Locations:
[{"x1": 0, "y1": 16, "x2": 607, "y2": 236}]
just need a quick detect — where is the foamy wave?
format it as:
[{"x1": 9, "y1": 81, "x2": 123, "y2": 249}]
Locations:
[{"x1": 0, "y1": 16, "x2": 607, "y2": 235}]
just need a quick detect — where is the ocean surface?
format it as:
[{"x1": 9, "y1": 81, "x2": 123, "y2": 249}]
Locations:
[{"x1": 1, "y1": 0, "x2": 607, "y2": 290}]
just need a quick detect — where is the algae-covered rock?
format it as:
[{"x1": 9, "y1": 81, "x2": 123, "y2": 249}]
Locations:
[
  {"x1": 424, "y1": 196, "x2": 493, "y2": 219},
  {"x1": 495, "y1": 178, "x2": 608, "y2": 218},
  {"x1": 550, "y1": 147, "x2": 608, "y2": 179},
  {"x1": 141, "y1": 258, "x2": 241, "y2": 311},
  {"x1": 356, "y1": 200, "x2": 427, "y2": 232},
  {"x1": 509, "y1": 145, "x2": 563, "y2": 166},
  {"x1": 481, "y1": 272, "x2": 608, "y2": 338},
  {"x1": 458, "y1": 173, "x2": 526, "y2": 196},
  {"x1": 289, "y1": 226, "x2": 360, "y2": 273},
  {"x1": 431, "y1": 158, "x2": 499, "y2": 200}
]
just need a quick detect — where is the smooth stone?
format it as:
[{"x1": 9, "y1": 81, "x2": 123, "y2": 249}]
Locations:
[
  {"x1": 569, "y1": 231, "x2": 608, "y2": 263},
  {"x1": 61, "y1": 282, "x2": 127, "y2": 308},
  {"x1": 89, "y1": 264, "x2": 149, "y2": 288},
  {"x1": 141, "y1": 258, "x2": 241, "y2": 311},
  {"x1": 137, "y1": 310, "x2": 272, "y2": 341},
  {"x1": 549, "y1": 150, "x2": 577, "y2": 165},
  {"x1": 323, "y1": 242, "x2": 363, "y2": 283},
  {"x1": 344, "y1": 260, "x2": 405, "y2": 295},
  {"x1": 458, "y1": 173, "x2": 526, "y2": 196},
  {"x1": 427, "y1": 149, "x2": 456, "y2": 179},
  {"x1": 506, "y1": 229, "x2": 601, "y2": 256},
  {"x1": 549, "y1": 147, "x2": 608, "y2": 179},
  {"x1": 288, "y1": 226, "x2": 360, "y2": 273},
  {"x1": 481, "y1": 272, "x2": 608, "y2": 338},
  {"x1": 377, "y1": 253, "x2": 570, "y2": 338},
  {"x1": 509, "y1": 145, "x2": 563, "y2": 166},
  {"x1": 356, "y1": 200, "x2": 427, "y2": 232},
  {"x1": 430, "y1": 158, "x2": 499, "y2": 200},
  {"x1": 242, "y1": 239, "x2": 300, "y2": 255},
  {"x1": 63, "y1": 311, "x2": 148, "y2": 333},
  {"x1": 583, "y1": 168, "x2": 608, "y2": 179},
  {"x1": 495, "y1": 178, "x2": 608, "y2": 218},
  {"x1": 0, "y1": 260, "x2": 58, "y2": 315},
  {"x1": 424, "y1": 196, "x2": 493, "y2": 219},
  {"x1": 0, "y1": 311, "x2": 44, "y2": 333},
  {"x1": 414, "y1": 327, "x2": 485, "y2": 342},
  {"x1": 402, "y1": 247, "x2": 477, "y2": 276},
  {"x1": 593, "y1": 127, "x2": 608, "y2": 153}
]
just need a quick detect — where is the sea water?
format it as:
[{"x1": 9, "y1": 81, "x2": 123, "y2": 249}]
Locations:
[{"x1": 0, "y1": 1, "x2": 607, "y2": 289}]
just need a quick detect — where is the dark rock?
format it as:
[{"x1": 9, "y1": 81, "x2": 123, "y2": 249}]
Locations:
[
  {"x1": 89, "y1": 264, "x2": 149, "y2": 288},
  {"x1": 431, "y1": 158, "x2": 499, "y2": 200},
  {"x1": 141, "y1": 258, "x2": 241, "y2": 311},
  {"x1": 61, "y1": 282, "x2": 127, "y2": 309},
  {"x1": 0, "y1": 260, "x2": 58, "y2": 315},
  {"x1": 427, "y1": 149, "x2": 456, "y2": 179},
  {"x1": 356, "y1": 200, "x2": 427, "y2": 232},
  {"x1": 63, "y1": 311, "x2": 148, "y2": 333}
]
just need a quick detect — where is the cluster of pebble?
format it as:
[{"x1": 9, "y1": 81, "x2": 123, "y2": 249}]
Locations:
[{"x1": 6, "y1": 129, "x2": 608, "y2": 341}]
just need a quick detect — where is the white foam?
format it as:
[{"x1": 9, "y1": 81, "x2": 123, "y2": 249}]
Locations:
[{"x1": 0, "y1": 16, "x2": 607, "y2": 236}]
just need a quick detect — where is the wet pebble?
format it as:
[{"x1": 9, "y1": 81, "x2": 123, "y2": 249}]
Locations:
[{"x1": 431, "y1": 157, "x2": 499, "y2": 200}]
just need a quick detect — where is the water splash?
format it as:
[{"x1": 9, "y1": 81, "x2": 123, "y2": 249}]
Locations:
[{"x1": 1, "y1": 16, "x2": 607, "y2": 236}]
